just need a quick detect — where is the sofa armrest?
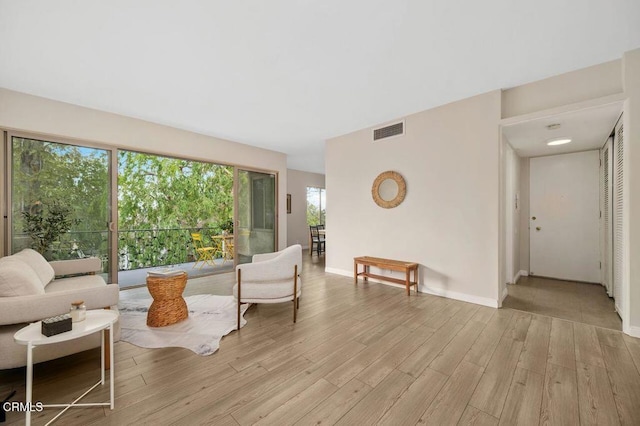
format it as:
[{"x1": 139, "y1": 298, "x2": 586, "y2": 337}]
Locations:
[
  {"x1": 0, "y1": 283, "x2": 119, "y2": 326},
  {"x1": 49, "y1": 257, "x2": 102, "y2": 276}
]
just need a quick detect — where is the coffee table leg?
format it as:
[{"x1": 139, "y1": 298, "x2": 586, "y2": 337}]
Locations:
[
  {"x1": 101, "y1": 330, "x2": 105, "y2": 385},
  {"x1": 26, "y1": 342, "x2": 32, "y2": 426},
  {"x1": 110, "y1": 323, "x2": 114, "y2": 409}
]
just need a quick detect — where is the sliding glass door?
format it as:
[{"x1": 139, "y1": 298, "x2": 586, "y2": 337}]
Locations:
[
  {"x1": 235, "y1": 169, "x2": 277, "y2": 264},
  {"x1": 117, "y1": 150, "x2": 234, "y2": 287},
  {"x1": 9, "y1": 135, "x2": 114, "y2": 282},
  {"x1": 6, "y1": 135, "x2": 278, "y2": 283}
]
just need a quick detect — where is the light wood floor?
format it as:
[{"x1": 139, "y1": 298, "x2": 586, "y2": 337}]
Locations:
[
  {"x1": 504, "y1": 276, "x2": 622, "y2": 331},
  {"x1": 2, "y1": 254, "x2": 640, "y2": 425}
]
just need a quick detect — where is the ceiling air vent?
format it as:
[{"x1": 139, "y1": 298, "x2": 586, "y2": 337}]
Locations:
[{"x1": 373, "y1": 120, "x2": 404, "y2": 141}]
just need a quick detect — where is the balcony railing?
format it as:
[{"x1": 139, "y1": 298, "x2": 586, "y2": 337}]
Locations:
[
  {"x1": 118, "y1": 227, "x2": 219, "y2": 270},
  {"x1": 13, "y1": 227, "x2": 221, "y2": 272}
]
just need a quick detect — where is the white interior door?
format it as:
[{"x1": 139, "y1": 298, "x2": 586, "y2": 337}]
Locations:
[
  {"x1": 612, "y1": 119, "x2": 624, "y2": 315},
  {"x1": 530, "y1": 151, "x2": 600, "y2": 283}
]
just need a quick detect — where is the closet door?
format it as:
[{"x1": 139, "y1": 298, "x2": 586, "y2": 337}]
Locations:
[
  {"x1": 612, "y1": 119, "x2": 624, "y2": 316},
  {"x1": 601, "y1": 138, "x2": 613, "y2": 296}
]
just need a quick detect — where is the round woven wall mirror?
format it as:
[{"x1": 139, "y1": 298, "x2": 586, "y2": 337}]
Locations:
[{"x1": 372, "y1": 171, "x2": 406, "y2": 208}]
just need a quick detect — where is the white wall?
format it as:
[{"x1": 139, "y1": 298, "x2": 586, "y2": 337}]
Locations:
[
  {"x1": 519, "y1": 158, "x2": 531, "y2": 274},
  {"x1": 326, "y1": 91, "x2": 502, "y2": 307},
  {"x1": 286, "y1": 169, "x2": 325, "y2": 248},
  {"x1": 500, "y1": 136, "x2": 521, "y2": 304},
  {"x1": 623, "y1": 48, "x2": 640, "y2": 335},
  {"x1": 0, "y1": 88, "x2": 289, "y2": 252},
  {"x1": 503, "y1": 139, "x2": 521, "y2": 286},
  {"x1": 502, "y1": 59, "x2": 623, "y2": 118}
]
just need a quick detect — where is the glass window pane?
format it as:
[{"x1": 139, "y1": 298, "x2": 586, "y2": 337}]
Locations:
[
  {"x1": 117, "y1": 150, "x2": 234, "y2": 287},
  {"x1": 306, "y1": 186, "x2": 325, "y2": 225},
  {"x1": 11, "y1": 137, "x2": 111, "y2": 278}
]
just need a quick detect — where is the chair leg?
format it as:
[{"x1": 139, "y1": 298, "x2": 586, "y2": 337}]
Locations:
[
  {"x1": 103, "y1": 306, "x2": 111, "y2": 370},
  {"x1": 293, "y1": 265, "x2": 298, "y2": 323},
  {"x1": 237, "y1": 269, "x2": 242, "y2": 330}
]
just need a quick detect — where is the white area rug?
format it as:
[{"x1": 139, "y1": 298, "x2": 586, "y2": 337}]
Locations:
[{"x1": 118, "y1": 294, "x2": 247, "y2": 355}]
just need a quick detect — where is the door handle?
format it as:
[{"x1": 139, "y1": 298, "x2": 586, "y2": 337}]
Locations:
[{"x1": 536, "y1": 226, "x2": 541, "y2": 231}]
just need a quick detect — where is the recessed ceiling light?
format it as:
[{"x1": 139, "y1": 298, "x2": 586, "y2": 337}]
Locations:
[{"x1": 547, "y1": 138, "x2": 572, "y2": 146}]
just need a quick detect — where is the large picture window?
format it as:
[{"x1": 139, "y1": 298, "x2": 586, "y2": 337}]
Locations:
[
  {"x1": 306, "y1": 187, "x2": 326, "y2": 225},
  {"x1": 10, "y1": 136, "x2": 112, "y2": 280},
  {"x1": 5, "y1": 134, "x2": 278, "y2": 287}
]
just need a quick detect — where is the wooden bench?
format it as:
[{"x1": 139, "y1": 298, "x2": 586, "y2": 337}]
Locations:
[{"x1": 353, "y1": 256, "x2": 419, "y2": 296}]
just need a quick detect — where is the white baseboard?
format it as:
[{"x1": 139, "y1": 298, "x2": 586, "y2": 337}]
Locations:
[
  {"x1": 501, "y1": 287, "x2": 509, "y2": 303},
  {"x1": 325, "y1": 267, "x2": 499, "y2": 308},
  {"x1": 623, "y1": 324, "x2": 640, "y2": 338},
  {"x1": 325, "y1": 267, "x2": 351, "y2": 277},
  {"x1": 421, "y1": 287, "x2": 499, "y2": 308},
  {"x1": 509, "y1": 270, "x2": 528, "y2": 285}
]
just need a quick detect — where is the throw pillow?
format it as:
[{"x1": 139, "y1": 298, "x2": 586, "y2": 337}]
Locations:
[
  {"x1": 14, "y1": 248, "x2": 55, "y2": 287},
  {"x1": 0, "y1": 257, "x2": 45, "y2": 297}
]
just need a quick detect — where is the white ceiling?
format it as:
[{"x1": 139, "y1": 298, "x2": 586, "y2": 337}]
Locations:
[
  {"x1": 1, "y1": 1, "x2": 639, "y2": 173},
  {"x1": 502, "y1": 102, "x2": 623, "y2": 158}
]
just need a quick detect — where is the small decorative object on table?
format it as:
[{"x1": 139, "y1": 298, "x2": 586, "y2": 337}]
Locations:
[
  {"x1": 41, "y1": 314, "x2": 72, "y2": 337},
  {"x1": 70, "y1": 300, "x2": 87, "y2": 322},
  {"x1": 147, "y1": 267, "x2": 185, "y2": 277}
]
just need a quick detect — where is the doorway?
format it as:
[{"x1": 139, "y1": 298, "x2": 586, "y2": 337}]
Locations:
[
  {"x1": 529, "y1": 151, "x2": 600, "y2": 282},
  {"x1": 235, "y1": 169, "x2": 277, "y2": 264},
  {"x1": 500, "y1": 102, "x2": 624, "y2": 330}
]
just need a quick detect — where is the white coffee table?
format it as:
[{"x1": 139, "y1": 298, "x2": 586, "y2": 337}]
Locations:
[{"x1": 14, "y1": 309, "x2": 118, "y2": 426}]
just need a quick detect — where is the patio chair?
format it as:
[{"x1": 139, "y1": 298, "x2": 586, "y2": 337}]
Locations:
[
  {"x1": 223, "y1": 238, "x2": 234, "y2": 263},
  {"x1": 212, "y1": 234, "x2": 234, "y2": 264},
  {"x1": 190, "y1": 232, "x2": 217, "y2": 269}
]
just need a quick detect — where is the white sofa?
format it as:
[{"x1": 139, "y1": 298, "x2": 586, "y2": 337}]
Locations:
[{"x1": 0, "y1": 249, "x2": 119, "y2": 370}]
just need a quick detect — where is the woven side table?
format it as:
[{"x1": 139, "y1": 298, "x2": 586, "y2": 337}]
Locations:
[{"x1": 146, "y1": 272, "x2": 188, "y2": 327}]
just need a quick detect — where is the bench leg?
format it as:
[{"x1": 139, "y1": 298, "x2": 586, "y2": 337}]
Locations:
[
  {"x1": 405, "y1": 269, "x2": 411, "y2": 296},
  {"x1": 354, "y1": 260, "x2": 358, "y2": 285}
]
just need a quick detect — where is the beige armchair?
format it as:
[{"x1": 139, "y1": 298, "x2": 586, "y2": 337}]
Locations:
[{"x1": 233, "y1": 245, "x2": 302, "y2": 330}]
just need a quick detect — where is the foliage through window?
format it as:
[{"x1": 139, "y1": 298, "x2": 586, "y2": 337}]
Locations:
[
  {"x1": 11, "y1": 137, "x2": 110, "y2": 261},
  {"x1": 118, "y1": 151, "x2": 234, "y2": 270},
  {"x1": 306, "y1": 187, "x2": 326, "y2": 226}
]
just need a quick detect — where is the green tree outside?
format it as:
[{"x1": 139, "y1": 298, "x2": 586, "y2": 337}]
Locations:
[
  {"x1": 11, "y1": 137, "x2": 234, "y2": 270},
  {"x1": 12, "y1": 138, "x2": 109, "y2": 260}
]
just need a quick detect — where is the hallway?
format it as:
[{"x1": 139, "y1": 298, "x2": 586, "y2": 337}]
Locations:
[{"x1": 503, "y1": 276, "x2": 621, "y2": 330}]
